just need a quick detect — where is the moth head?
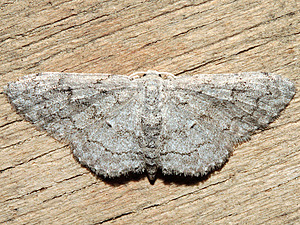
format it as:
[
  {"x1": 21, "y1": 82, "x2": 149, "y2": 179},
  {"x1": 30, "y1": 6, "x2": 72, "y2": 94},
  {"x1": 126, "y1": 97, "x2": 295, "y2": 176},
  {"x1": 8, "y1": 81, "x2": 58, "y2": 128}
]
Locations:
[{"x1": 129, "y1": 70, "x2": 175, "y2": 80}]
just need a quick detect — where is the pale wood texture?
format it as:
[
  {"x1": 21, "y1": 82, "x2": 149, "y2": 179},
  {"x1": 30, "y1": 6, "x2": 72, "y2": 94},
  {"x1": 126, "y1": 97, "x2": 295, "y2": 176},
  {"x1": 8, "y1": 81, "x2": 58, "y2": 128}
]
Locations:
[{"x1": 0, "y1": 1, "x2": 299, "y2": 224}]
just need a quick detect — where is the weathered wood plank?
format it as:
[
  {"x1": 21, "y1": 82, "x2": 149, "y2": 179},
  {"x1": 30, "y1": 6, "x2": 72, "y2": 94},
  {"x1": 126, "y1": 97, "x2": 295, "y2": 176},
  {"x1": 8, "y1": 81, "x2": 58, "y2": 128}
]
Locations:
[{"x1": 0, "y1": 0, "x2": 299, "y2": 224}]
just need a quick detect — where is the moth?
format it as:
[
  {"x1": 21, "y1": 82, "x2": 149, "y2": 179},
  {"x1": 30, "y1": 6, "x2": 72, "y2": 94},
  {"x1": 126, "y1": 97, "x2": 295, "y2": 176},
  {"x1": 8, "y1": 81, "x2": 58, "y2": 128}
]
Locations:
[{"x1": 5, "y1": 71, "x2": 295, "y2": 183}]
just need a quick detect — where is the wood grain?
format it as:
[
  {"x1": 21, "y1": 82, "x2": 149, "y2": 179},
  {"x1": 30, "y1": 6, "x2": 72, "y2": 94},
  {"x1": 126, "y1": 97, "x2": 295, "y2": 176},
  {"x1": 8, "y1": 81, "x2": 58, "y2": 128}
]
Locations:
[{"x1": 0, "y1": 0, "x2": 299, "y2": 224}]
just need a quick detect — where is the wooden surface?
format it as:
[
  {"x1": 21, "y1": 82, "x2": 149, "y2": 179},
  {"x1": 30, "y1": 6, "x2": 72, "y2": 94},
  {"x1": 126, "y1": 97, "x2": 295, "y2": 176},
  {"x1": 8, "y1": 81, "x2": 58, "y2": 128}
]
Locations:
[{"x1": 0, "y1": 0, "x2": 299, "y2": 224}]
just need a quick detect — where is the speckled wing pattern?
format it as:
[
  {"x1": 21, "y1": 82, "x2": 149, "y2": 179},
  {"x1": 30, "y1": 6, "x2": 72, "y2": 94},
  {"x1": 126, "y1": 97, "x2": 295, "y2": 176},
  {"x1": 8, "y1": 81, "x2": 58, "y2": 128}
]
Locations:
[
  {"x1": 160, "y1": 73, "x2": 295, "y2": 176},
  {"x1": 6, "y1": 73, "x2": 146, "y2": 177},
  {"x1": 5, "y1": 71, "x2": 295, "y2": 183}
]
